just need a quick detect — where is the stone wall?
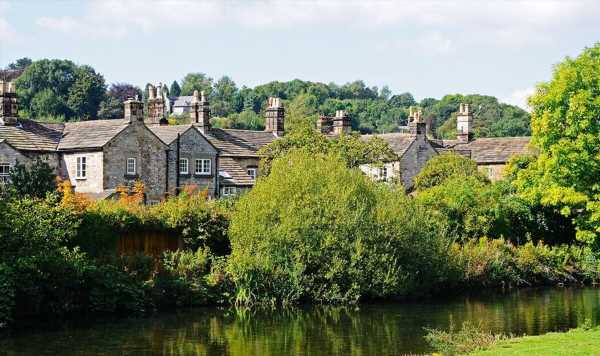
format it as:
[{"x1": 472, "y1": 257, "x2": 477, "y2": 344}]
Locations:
[
  {"x1": 399, "y1": 135, "x2": 438, "y2": 189},
  {"x1": 167, "y1": 128, "x2": 218, "y2": 197},
  {"x1": 62, "y1": 151, "x2": 104, "y2": 193},
  {"x1": 478, "y1": 163, "x2": 506, "y2": 182},
  {"x1": 103, "y1": 123, "x2": 168, "y2": 200}
]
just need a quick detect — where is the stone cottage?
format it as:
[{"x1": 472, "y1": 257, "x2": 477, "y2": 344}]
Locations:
[
  {"x1": 0, "y1": 80, "x2": 284, "y2": 200},
  {"x1": 358, "y1": 108, "x2": 438, "y2": 189},
  {"x1": 432, "y1": 104, "x2": 533, "y2": 181}
]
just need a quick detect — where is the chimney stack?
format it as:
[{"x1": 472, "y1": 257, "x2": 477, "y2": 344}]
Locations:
[
  {"x1": 191, "y1": 90, "x2": 211, "y2": 133},
  {"x1": 146, "y1": 83, "x2": 166, "y2": 124},
  {"x1": 317, "y1": 116, "x2": 333, "y2": 134},
  {"x1": 332, "y1": 110, "x2": 351, "y2": 135},
  {"x1": 124, "y1": 96, "x2": 144, "y2": 123},
  {"x1": 264, "y1": 97, "x2": 284, "y2": 136},
  {"x1": 408, "y1": 107, "x2": 426, "y2": 135},
  {"x1": 0, "y1": 81, "x2": 18, "y2": 126},
  {"x1": 456, "y1": 103, "x2": 473, "y2": 143}
]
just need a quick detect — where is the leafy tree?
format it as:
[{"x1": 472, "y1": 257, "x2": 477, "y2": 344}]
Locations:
[
  {"x1": 14, "y1": 59, "x2": 106, "y2": 120},
  {"x1": 7, "y1": 57, "x2": 32, "y2": 70},
  {"x1": 67, "y1": 65, "x2": 106, "y2": 119},
  {"x1": 414, "y1": 152, "x2": 488, "y2": 191},
  {"x1": 98, "y1": 83, "x2": 142, "y2": 119},
  {"x1": 213, "y1": 76, "x2": 238, "y2": 117},
  {"x1": 389, "y1": 92, "x2": 416, "y2": 108},
  {"x1": 512, "y1": 43, "x2": 600, "y2": 245},
  {"x1": 285, "y1": 93, "x2": 320, "y2": 131},
  {"x1": 227, "y1": 151, "x2": 448, "y2": 304},
  {"x1": 258, "y1": 126, "x2": 397, "y2": 175},
  {"x1": 169, "y1": 80, "x2": 181, "y2": 97},
  {"x1": 7, "y1": 159, "x2": 57, "y2": 199},
  {"x1": 180, "y1": 73, "x2": 213, "y2": 97}
]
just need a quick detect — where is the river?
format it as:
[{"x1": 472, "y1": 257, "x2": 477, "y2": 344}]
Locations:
[{"x1": 1, "y1": 287, "x2": 599, "y2": 355}]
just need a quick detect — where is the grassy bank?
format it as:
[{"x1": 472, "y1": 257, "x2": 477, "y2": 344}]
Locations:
[{"x1": 470, "y1": 328, "x2": 600, "y2": 356}]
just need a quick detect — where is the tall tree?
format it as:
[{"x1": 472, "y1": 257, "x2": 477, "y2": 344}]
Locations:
[
  {"x1": 180, "y1": 73, "x2": 213, "y2": 96},
  {"x1": 67, "y1": 65, "x2": 106, "y2": 119},
  {"x1": 512, "y1": 43, "x2": 600, "y2": 245},
  {"x1": 169, "y1": 80, "x2": 181, "y2": 97}
]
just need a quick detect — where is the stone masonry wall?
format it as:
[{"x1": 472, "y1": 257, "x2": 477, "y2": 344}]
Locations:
[
  {"x1": 399, "y1": 135, "x2": 438, "y2": 189},
  {"x1": 103, "y1": 123, "x2": 168, "y2": 201},
  {"x1": 62, "y1": 151, "x2": 104, "y2": 193},
  {"x1": 167, "y1": 128, "x2": 218, "y2": 197}
]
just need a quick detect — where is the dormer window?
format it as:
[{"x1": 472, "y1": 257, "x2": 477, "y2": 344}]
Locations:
[
  {"x1": 76, "y1": 156, "x2": 87, "y2": 179},
  {"x1": 126, "y1": 158, "x2": 137, "y2": 175}
]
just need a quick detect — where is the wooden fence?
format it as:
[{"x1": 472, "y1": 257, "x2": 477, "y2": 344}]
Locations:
[{"x1": 116, "y1": 230, "x2": 183, "y2": 258}]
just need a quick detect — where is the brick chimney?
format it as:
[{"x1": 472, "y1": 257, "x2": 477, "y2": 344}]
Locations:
[
  {"x1": 317, "y1": 115, "x2": 333, "y2": 134},
  {"x1": 265, "y1": 97, "x2": 285, "y2": 136},
  {"x1": 146, "y1": 83, "x2": 166, "y2": 124},
  {"x1": 408, "y1": 107, "x2": 426, "y2": 135},
  {"x1": 0, "y1": 81, "x2": 18, "y2": 126},
  {"x1": 124, "y1": 96, "x2": 144, "y2": 124},
  {"x1": 456, "y1": 103, "x2": 473, "y2": 143},
  {"x1": 191, "y1": 90, "x2": 211, "y2": 133},
  {"x1": 332, "y1": 110, "x2": 351, "y2": 135}
]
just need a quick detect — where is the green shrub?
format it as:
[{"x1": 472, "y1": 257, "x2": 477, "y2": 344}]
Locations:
[
  {"x1": 0, "y1": 263, "x2": 15, "y2": 326},
  {"x1": 414, "y1": 152, "x2": 487, "y2": 191},
  {"x1": 228, "y1": 151, "x2": 452, "y2": 305},
  {"x1": 425, "y1": 321, "x2": 504, "y2": 355}
]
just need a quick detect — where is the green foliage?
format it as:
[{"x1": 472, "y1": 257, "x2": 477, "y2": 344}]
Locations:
[
  {"x1": 425, "y1": 321, "x2": 503, "y2": 355},
  {"x1": 98, "y1": 83, "x2": 142, "y2": 119},
  {"x1": 180, "y1": 73, "x2": 213, "y2": 96},
  {"x1": 169, "y1": 80, "x2": 181, "y2": 97},
  {"x1": 227, "y1": 151, "x2": 449, "y2": 305},
  {"x1": 414, "y1": 152, "x2": 487, "y2": 191},
  {"x1": 512, "y1": 43, "x2": 600, "y2": 245},
  {"x1": 258, "y1": 126, "x2": 397, "y2": 175},
  {"x1": 425, "y1": 94, "x2": 531, "y2": 139},
  {"x1": 0, "y1": 263, "x2": 15, "y2": 326},
  {"x1": 15, "y1": 59, "x2": 106, "y2": 120},
  {"x1": 7, "y1": 158, "x2": 57, "y2": 198}
]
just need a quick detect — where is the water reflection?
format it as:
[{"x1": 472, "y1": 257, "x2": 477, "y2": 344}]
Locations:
[{"x1": 2, "y1": 287, "x2": 600, "y2": 355}]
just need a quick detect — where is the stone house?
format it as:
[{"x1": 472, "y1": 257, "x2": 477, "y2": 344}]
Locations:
[
  {"x1": 359, "y1": 108, "x2": 438, "y2": 189},
  {"x1": 0, "y1": 80, "x2": 283, "y2": 200},
  {"x1": 431, "y1": 104, "x2": 533, "y2": 181}
]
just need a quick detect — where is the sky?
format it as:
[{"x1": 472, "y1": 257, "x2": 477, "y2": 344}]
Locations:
[{"x1": 1, "y1": 0, "x2": 599, "y2": 110}]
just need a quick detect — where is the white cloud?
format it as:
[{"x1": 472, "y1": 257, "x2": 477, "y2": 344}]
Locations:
[
  {"x1": 35, "y1": 0, "x2": 600, "y2": 48},
  {"x1": 504, "y1": 87, "x2": 535, "y2": 111}
]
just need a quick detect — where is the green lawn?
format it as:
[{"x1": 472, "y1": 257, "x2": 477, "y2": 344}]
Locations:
[{"x1": 469, "y1": 328, "x2": 600, "y2": 356}]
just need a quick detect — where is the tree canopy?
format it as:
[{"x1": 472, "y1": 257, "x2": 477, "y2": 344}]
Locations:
[{"x1": 511, "y1": 43, "x2": 600, "y2": 245}]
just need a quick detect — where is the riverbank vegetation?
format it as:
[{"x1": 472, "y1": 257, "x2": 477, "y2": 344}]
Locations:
[
  {"x1": 425, "y1": 321, "x2": 600, "y2": 355},
  {"x1": 1, "y1": 43, "x2": 599, "y2": 327}
]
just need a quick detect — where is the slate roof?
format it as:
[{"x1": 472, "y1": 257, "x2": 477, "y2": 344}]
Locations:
[
  {"x1": 219, "y1": 157, "x2": 255, "y2": 186},
  {"x1": 452, "y1": 137, "x2": 532, "y2": 164},
  {"x1": 172, "y1": 96, "x2": 194, "y2": 108},
  {"x1": 206, "y1": 128, "x2": 276, "y2": 157},
  {"x1": 0, "y1": 119, "x2": 63, "y2": 151},
  {"x1": 58, "y1": 119, "x2": 130, "y2": 151},
  {"x1": 361, "y1": 133, "x2": 416, "y2": 158},
  {"x1": 148, "y1": 124, "x2": 193, "y2": 144}
]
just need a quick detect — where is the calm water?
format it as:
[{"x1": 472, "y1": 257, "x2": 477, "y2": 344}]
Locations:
[{"x1": 2, "y1": 287, "x2": 600, "y2": 355}]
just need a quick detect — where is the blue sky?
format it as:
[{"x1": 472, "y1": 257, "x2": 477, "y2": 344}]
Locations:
[{"x1": 1, "y1": 0, "x2": 599, "y2": 109}]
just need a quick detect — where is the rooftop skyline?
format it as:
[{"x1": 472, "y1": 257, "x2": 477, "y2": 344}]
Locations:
[{"x1": 1, "y1": 0, "x2": 599, "y2": 109}]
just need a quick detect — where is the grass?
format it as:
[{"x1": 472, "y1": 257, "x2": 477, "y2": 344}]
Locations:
[{"x1": 469, "y1": 328, "x2": 600, "y2": 356}]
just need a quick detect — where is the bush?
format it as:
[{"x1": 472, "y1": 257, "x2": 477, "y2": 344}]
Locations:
[
  {"x1": 228, "y1": 151, "x2": 452, "y2": 305},
  {"x1": 0, "y1": 263, "x2": 15, "y2": 326},
  {"x1": 414, "y1": 152, "x2": 487, "y2": 191},
  {"x1": 425, "y1": 321, "x2": 504, "y2": 355}
]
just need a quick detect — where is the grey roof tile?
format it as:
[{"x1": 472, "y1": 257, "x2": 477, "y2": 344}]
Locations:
[
  {"x1": 219, "y1": 157, "x2": 254, "y2": 186},
  {"x1": 58, "y1": 119, "x2": 129, "y2": 150},
  {"x1": 206, "y1": 128, "x2": 276, "y2": 157},
  {"x1": 0, "y1": 119, "x2": 63, "y2": 151}
]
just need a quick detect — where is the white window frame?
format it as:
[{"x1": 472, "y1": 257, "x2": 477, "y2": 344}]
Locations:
[
  {"x1": 126, "y1": 158, "x2": 137, "y2": 175},
  {"x1": 179, "y1": 158, "x2": 189, "y2": 174},
  {"x1": 76, "y1": 156, "x2": 87, "y2": 179},
  {"x1": 247, "y1": 167, "x2": 257, "y2": 180},
  {"x1": 222, "y1": 186, "x2": 236, "y2": 196},
  {"x1": 0, "y1": 163, "x2": 10, "y2": 184},
  {"x1": 195, "y1": 158, "x2": 211, "y2": 175}
]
